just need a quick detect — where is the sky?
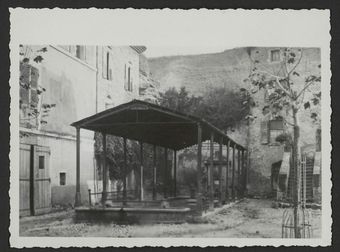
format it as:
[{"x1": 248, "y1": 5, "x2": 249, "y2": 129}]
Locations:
[{"x1": 143, "y1": 46, "x2": 234, "y2": 58}]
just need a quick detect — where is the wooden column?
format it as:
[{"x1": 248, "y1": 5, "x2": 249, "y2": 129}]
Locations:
[
  {"x1": 123, "y1": 137, "x2": 127, "y2": 205},
  {"x1": 196, "y1": 123, "x2": 203, "y2": 213},
  {"x1": 174, "y1": 150, "x2": 177, "y2": 197},
  {"x1": 244, "y1": 150, "x2": 249, "y2": 196},
  {"x1": 164, "y1": 147, "x2": 168, "y2": 198},
  {"x1": 237, "y1": 148, "x2": 241, "y2": 199},
  {"x1": 75, "y1": 127, "x2": 81, "y2": 207},
  {"x1": 140, "y1": 142, "x2": 144, "y2": 201},
  {"x1": 241, "y1": 150, "x2": 245, "y2": 198},
  {"x1": 219, "y1": 138, "x2": 224, "y2": 205},
  {"x1": 30, "y1": 145, "x2": 35, "y2": 215},
  {"x1": 152, "y1": 145, "x2": 157, "y2": 200},
  {"x1": 231, "y1": 143, "x2": 235, "y2": 200},
  {"x1": 209, "y1": 132, "x2": 214, "y2": 210},
  {"x1": 226, "y1": 140, "x2": 230, "y2": 202},
  {"x1": 101, "y1": 132, "x2": 107, "y2": 205}
]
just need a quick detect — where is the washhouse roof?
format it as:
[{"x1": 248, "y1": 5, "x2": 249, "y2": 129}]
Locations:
[{"x1": 71, "y1": 99, "x2": 246, "y2": 151}]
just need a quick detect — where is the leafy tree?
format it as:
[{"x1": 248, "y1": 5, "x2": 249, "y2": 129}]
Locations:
[
  {"x1": 159, "y1": 87, "x2": 203, "y2": 116},
  {"x1": 198, "y1": 87, "x2": 251, "y2": 130},
  {"x1": 159, "y1": 86, "x2": 251, "y2": 196},
  {"x1": 159, "y1": 86, "x2": 250, "y2": 130},
  {"x1": 245, "y1": 48, "x2": 321, "y2": 238}
]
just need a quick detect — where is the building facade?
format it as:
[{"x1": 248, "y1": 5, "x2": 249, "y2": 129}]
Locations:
[
  {"x1": 19, "y1": 45, "x2": 147, "y2": 215},
  {"x1": 246, "y1": 47, "x2": 321, "y2": 199}
]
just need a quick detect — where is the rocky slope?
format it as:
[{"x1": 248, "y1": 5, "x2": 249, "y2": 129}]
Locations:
[{"x1": 148, "y1": 47, "x2": 252, "y2": 95}]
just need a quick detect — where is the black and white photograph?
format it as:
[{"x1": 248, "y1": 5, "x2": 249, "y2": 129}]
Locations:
[{"x1": 9, "y1": 9, "x2": 331, "y2": 247}]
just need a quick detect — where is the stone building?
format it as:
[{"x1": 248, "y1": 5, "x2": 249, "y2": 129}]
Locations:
[
  {"x1": 149, "y1": 47, "x2": 322, "y2": 200},
  {"x1": 19, "y1": 45, "x2": 148, "y2": 215},
  {"x1": 246, "y1": 47, "x2": 321, "y2": 199}
]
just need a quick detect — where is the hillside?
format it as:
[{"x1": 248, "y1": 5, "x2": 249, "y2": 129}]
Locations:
[
  {"x1": 148, "y1": 48, "x2": 252, "y2": 95},
  {"x1": 148, "y1": 46, "x2": 321, "y2": 147}
]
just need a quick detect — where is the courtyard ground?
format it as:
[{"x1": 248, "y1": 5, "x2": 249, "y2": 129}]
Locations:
[{"x1": 19, "y1": 199, "x2": 321, "y2": 238}]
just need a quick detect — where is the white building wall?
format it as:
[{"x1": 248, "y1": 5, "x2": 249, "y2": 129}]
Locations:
[{"x1": 97, "y1": 46, "x2": 140, "y2": 112}]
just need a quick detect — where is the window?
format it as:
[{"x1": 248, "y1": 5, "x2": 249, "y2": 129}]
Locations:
[
  {"x1": 76, "y1": 45, "x2": 86, "y2": 61},
  {"x1": 102, "y1": 50, "x2": 112, "y2": 80},
  {"x1": 124, "y1": 64, "x2": 133, "y2": 92},
  {"x1": 313, "y1": 174, "x2": 320, "y2": 188},
  {"x1": 270, "y1": 50, "x2": 280, "y2": 62},
  {"x1": 260, "y1": 118, "x2": 284, "y2": 144},
  {"x1": 39, "y1": 156, "x2": 45, "y2": 169},
  {"x1": 20, "y1": 63, "x2": 39, "y2": 106},
  {"x1": 59, "y1": 172, "x2": 66, "y2": 186},
  {"x1": 269, "y1": 119, "x2": 284, "y2": 143}
]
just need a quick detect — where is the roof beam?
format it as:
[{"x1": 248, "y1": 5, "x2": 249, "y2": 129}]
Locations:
[{"x1": 86, "y1": 121, "x2": 197, "y2": 128}]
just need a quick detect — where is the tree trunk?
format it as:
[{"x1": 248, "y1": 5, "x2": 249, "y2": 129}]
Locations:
[{"x1": 292, "y1": 107, "x2": 301, "y2": 238}]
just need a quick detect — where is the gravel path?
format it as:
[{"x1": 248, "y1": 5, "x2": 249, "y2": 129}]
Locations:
[{"x1": 19, "y1": 199, "x2": 321, "y2": 238}]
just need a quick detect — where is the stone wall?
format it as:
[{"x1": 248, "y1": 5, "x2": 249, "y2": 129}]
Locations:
[{"x1": 246, "y1": 47, "x2": 321, "y2": 197}]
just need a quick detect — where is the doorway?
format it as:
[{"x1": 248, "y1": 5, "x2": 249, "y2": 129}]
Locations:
[{"x1": 19, "y1": 143, "x2": 51, "y2": 216}]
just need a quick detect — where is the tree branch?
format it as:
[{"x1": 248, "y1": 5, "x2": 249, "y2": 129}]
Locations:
[
  {"x1": 255, "y1": 70, "x2": 293, "y2": 99},
  {"x1": 288, "y1": 50, "x2": 303, "y2": 76},
  {"x1": 296, "y1": 80, "x2": 316, "y2": 99}
]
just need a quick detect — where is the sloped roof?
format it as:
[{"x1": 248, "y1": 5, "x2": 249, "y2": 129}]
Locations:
[{"x1": 71, "y1": 99, "x2": 245, "y2": 151}]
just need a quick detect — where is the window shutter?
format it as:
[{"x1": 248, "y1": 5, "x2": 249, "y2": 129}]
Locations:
[
  {"x1": 20, "y1": 63, "x2": 30, "y2": 87},
  {"x1": 124, "y1": 64, "x2": 128, "y2": 90},
  {"x1": 20, "y1": 63, "x2": 30, "y2": 105},
  {"x1": 31, "y1": 89, "x2": 38, "y2": 106},
  {"x1": 20, "y1": 86, "x2": 29, "y2": 105},
  {"x1": 30, "y1": 66, "x2": 39, "y2": 89},
  {"x1": 128, "y1": 66, "x2": 131, "y2": 91},
  {"x1": 102, "y1": 49, "x2": 107, "y2": 79},
  {"x1": 30, "y1": 66, "x2": 39, "y2": 106},
  {"x1": 85, "y1": 46, "x2": 94, "y2": 65},
  {"x1": 130, "y1": 76, "x2": 133, "y2": 91},
  {"x1": 109, "y1": 53, "x2": 113, "y2": 80},
  {"x1": 260, "y1": 120, "x2": 269, "y2": 144}
]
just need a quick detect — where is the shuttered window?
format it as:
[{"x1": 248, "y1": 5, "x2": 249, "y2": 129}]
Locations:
[
  {"x1": 269, "y1": 119, "x2": 284, "y2": 143},
  {"x1": 76, "y1": 45, "x2": 86, "y2": 61},
  {"x1": 59, "y1": 172, "x2": 66, "y2": 186},
  {"x1": 30, "y1": 66, "x2": 39, "y2": 106},
  {"x1": 19, "y1": 63, "x2": 39, "y2": 107},
  {"x1": 102, "y1": 49, "x2": 112, "y2": 80},
  {"x1": 270, "y1": 50, "x2": 280, "y2": 62},
  {"x1": 124, "y1": 64, "x2": 133, "y2": 92},
  {"x1": 261, "y1": 119, "x2": 284, "y2": 144},
  {"x1": 39, "y1": 156, "x2": 45, "y2": 169}
]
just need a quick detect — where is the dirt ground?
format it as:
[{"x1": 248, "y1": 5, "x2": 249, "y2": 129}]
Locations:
[{"x1": 19, "y1": 199, "x2": 321, "y2": 238}]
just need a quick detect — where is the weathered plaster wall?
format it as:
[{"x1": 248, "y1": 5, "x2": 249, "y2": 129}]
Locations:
[
  {"x1": 38, "y1": 46, "x2": 97, "y2": 138},
  {"x1": 20, "y1": 45, "x2": 97, "y2": 206},
  {"x1": 37, "y1": 133, "x2": 94, "y2": 206},
  {"x1": 96, "y1": 46, "x2": 140, "y2": 112}
]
